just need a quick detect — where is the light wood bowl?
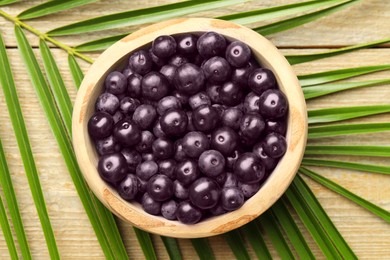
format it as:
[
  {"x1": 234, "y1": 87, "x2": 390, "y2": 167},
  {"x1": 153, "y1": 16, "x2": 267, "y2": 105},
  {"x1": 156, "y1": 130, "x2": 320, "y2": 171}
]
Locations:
[{"x1": 72, "y1": 18, "x2": 307, "y2": 238}]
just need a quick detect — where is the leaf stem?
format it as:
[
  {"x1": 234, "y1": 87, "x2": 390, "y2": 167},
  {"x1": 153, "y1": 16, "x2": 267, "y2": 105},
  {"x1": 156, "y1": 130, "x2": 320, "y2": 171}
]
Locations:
[{"x1": 0, "y1": 9, "x2": 94, "y2": 64}]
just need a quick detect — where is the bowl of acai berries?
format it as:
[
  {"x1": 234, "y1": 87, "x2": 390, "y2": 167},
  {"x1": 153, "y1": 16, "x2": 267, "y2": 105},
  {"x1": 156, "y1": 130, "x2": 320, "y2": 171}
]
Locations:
[{"x1": 72, "y1": 18, "x2": 307, "y2": 238}]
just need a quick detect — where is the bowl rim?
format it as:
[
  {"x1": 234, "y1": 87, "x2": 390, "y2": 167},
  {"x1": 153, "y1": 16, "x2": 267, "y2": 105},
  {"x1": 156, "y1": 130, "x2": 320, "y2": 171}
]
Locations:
[{"x1": 72, "y1": 17, "x2": 307, "y2": 238}]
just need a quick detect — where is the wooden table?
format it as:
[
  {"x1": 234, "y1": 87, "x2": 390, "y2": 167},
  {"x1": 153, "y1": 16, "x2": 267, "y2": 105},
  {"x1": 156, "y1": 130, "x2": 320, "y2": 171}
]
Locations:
[{"x1": 0, "y1": 0, "x2": 389, "y2": 259}]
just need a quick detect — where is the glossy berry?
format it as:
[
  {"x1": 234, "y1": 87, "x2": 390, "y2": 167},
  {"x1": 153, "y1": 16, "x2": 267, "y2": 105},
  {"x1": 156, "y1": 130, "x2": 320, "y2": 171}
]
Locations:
[
  {"x1": 188, "y1": 92, "x2": 211, "y2": 110},
  {"x1": 113, "y1": 118, "x2": 141, "y2": 147},
  {"x1": 176, "y1": 34, "x2": 198, "y2": 55},
  {"x1": 136, "y1": 160, "x2": 158, "y2": 181},
  {"x1": 98, "y1": 153, "x2": 128, "y2": 184},
  {"x1": 153, "y1": 118, "x2": 166, "y2": 138},
  {"x1": 213, "y1": 171, "x2": 227, "y2": 186},
  {"x1": 248, "y1": 68, "x2": 276, "y2": 95},
  {"x1": 135, "y1": 131, "x2": 155, "y2": 153},
  {"x1": 221, "y1": 107, "x2": 243, "y2": 130},
  {"x1": 239, "y1": 113, "x2": 265, "y2": 140},
  {"x1": 225, "y1": 41, "x2": 251, "y2": 67},
  {"x1": 259, "y1": 89, "x2": 288, "y2": 119},
  {"x1": 141, "y1": 193, "x2": 161, "y2": 215},
  {"x1": 147, "y1": 174, "x2": 174, "y2": 201},
  {"x1": 152, "y1": 35, "x2": 177, "y2": 58},
  {"x1": 189, "y1": 177, "x2": 221, "y2": 209},
  {"x1": 243, "y1": 92, "x2": 261, "y2": 114},
  {"x1": 176, "y1": 201, "x2": 202, "y2": 224},
  {"x1": 173, "y1": 180, "x2": 189, "y2": 200},
  {"x1": 197, "y1": 31, "x2": 226, "y2": 58},
  {"x1": 265, "y1": 118, "x2": 287, "y2": 136},
  {"x1": 182, "y1": 131, "x2": 210, "y2": 158},
  {"x1": 252, "y1": 142, "x2": 278, "y2": 171},
  {"x1": 169, "y1": 54, "x2": 189, "y2": 67},
  {"x1": 132, "y1": 104, "x2": 157, "y2": 130},
  {"x1": 186, "y1": 111, "x2": 196, "y2": 132},
  {"x1": 141, "y1": 71, "x2": 170, "y2": 101},
  {"x1": 127, "y1": 73, "x2": 142, "y2": 98},
  {"x1": 95, "y1": 93, "x2": 119, "y2": 115},
  {"x1": 210, "y1": 127, "x2": 238, "y2": 156},
  {"x1": 175, "y1": 160, "x2": 200, "y2": 186},
  {"x1": 231, "y1": 59, "x2": 257, "y2": 85},
  {"x1": 157, "y1": 96, "x2": 182, "y2": 116},
  {"x1": 209, "y1": 204, "x2": 227, "y2": 216},
  {"x1": 192, "y1": 105, "x2": 219, "y2": 132},
  {"x1": 173, "y1": 140, "x2": 187, "y2": 162},
  {"x1": 220, "y1": 187, "x2": 244, "y2": 211},
  {"x1": 88, "y1": 112, "x2": 114, "y2": 139},
  {"x1": 122, "y1": 66, "x2": 134, "y2": 79},
  {"x1": 205, "y1": 83, "x2": 221, "y2": 104},
  {"x1": 161, "y1": 200, "x2": 178, "y2": 220},
  {"x1": 112, "y1": 111, "x2": 124, "y2": 124},
  {"x1": 159, "y1": 65, "x2": 177, "y2": 85},
  {"x1": 120, "y1": 97, "x2": 140, "y2": 114},
  {"x1": 234, "y1": 153, "x2": 265, "y2": 184},
  {"x1": 152, "y1": 137, "x2": 174, "y2": 160},
  {"x1": 262, "y1": 133, "x2": 287, "y2": 158},
  {"x1": 121, "y1": 148, "x2": 141, "y2": 172},
  {"x1": 223, "y1": 172, "x2": 238, "y2": 188},
  {"x1": 174, "y1": 63, "x2": 205, "y2": 95},
  {"x1": 219, "y1": 81, "x2": 243, "y2": 106},
  {"x1": 238, "y1": 182, "x2": 260, "y2": 198},
  {"x1": 129, "y1": 50, "x2": 153, "y2": 75},
  {"x1": 226, "y1": 149, "x2": 243, "y2": 171},
  {"x1": 95, "y1": 135, "x2": 120, "y2": 155},
  {"x1": 198, "y1": 150, "x2": 225, "y2": 177},
  {"x1": 202, "y1": 56, "x2": 231, "y2": 83},
  {"x1": 137, "y1": 177, "x2": 147, "y2": 194},
  {"x1": 105, "y1": 71, "x2": 127, "y2": 95},
  {"x1": 160, "y1": 109, "x2": 188, "y2": 137},
  {"x1": 118, "y1": 174, "x2": 139, "y2": 200},
  {"x1": 142, "y1": 152, "x2": 156, "y2": 162},
  {"x1": 158, "y1": 159, "x2": 176, "y2": 180}
]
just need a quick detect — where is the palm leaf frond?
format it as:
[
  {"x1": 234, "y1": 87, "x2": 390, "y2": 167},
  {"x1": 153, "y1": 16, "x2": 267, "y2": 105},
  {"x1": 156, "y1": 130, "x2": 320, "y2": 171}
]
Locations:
[
  {"x1": 305, "y1": 145, "x2": 390, "y2": 157},
  {"x1": 0, "y1": 195, "x2": 18, "y2": 259},
  {"x1": 308, "y1": 122, "x2": 390, "y2": 139},
  {"x1": 133, "y1": 227, "x2": 158, "y2": 260},
  {"x1": 224, "y1": 229, "x2": 251, "y2": 260},
  {"x1": 68, "y1": 54, "x2": 84, "y2": 88},
  {"x1": 161, "y1": 236, "x2": 183, "y2": 260},
  {"x1": 240, "y1": 222, "x2": 272, "y2": 259},
  {"x1": 190, "y1": 238, "x2": 215, "y2": 260}
]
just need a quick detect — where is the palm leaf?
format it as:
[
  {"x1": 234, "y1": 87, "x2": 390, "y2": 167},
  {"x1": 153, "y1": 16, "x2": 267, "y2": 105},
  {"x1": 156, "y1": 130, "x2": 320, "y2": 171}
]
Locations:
[
  {"x1": 14, "y1": 25, "x2": 128, "y2": 259},
  {"x1": 298, "y1": 64, "x2": 390, "y2": 87},
  {"x1": 254, "y1": 0, "x2": 360, "y2": 36},
  {"x1": 68, "y1": 54, "x2": 84, "y2": 88},
  {"x1": 287, "y1": 37, "x2": 390, "y2": 65},
  {"x1": 303, "y1": 79, "x2": 390, "y2": 100},
  {"x1": 0, "y1": 138, "x2": 31, "y2": 260},
  {"x1": 18, "y1": 0, "x2": 98, "y2": 20},
  {"x1": 0, "y1": 0, "x2": 18, "y2": 6},
  {"x1": 308, "y1": 105, "x2": 390, "y2": 124},
  {"x1": 308, "y1": 122, "x2": 390, "y2": 139},
  {"x1": 300, "y1": 167, "x2": 390, "y2": 222},
  {"x1": 75, "y1": 33, "x2": 129, "y2": 52},
  {"x1": 0, "y1": 195, "x2": 18, "y2": 259},
  {"x1": 190, "y1": 238, "x2": 215, "y2": 260},
  {"x1": 133, "y1": 228, "x2": 158, "y2": 260},
  {"x1": 224, "y1": 229, "x2": 251, "y2": 260},
  {"x1": 240, "y1": 222, "x2": 272, "y2": 260},
  {"x1": 47, "y1": 0, "x2": 246, "y2": 36},
  {"x1": 2, "y1": 29, "x2": 60, "y2": 259},
  {"x1": 302, "y1": 158, "x2": 390, "y2": 175},
  {"x1": 305, "y1": 145, "x2": 390, "y2": 157},
  {"x1": 161, "y1": 236, "x2": 183, "y2": 260}
]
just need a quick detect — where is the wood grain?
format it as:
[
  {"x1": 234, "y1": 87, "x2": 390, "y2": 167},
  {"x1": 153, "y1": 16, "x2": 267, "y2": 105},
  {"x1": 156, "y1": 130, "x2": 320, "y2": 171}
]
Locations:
[{"x1": 0, "y1": 0, "x2": 389, "y2": 259}]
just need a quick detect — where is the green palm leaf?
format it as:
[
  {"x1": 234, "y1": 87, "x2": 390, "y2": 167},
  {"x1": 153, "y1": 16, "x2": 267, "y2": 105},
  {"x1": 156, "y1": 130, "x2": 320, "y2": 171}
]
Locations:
[
  {"x1": 298, "y1": 64, "x2": 390, "y2": 87},
  {"x1": 75, "y1": 33, "x2": 129, "y2": 52},
  {"x1": 161, "y1": 236, "x2": 183, "y2": 260},
  {"x1": 18, "y1": 0, "x2": 98, "y2": 20},
  {"x1": 133, "y1": 228, "x2": 157, "y2": 260},
  {"x1": 190, "y1": 238, "x2": 215, "y2": 260},
  {"x1": 0, "y1": 195, "x2": 18, "y2": 259},
  {"x1": 0, "y1": 138, "x2": 31, "y2": 260},
  {"x1": 47, "y1": 0, "x2": 246, "y2": 36},
  {"x1": 300, "y1": 167, "x2": 390, "y2": 222},
  {"x1": 308, "y1": 105, "x2": 390, "y2": 124},
  {"x1": 68, "y1": 54, "x2": 84, "y2": 88},
  {"x1": 1, "y1": 30, "x2": 60, "y2": 259},
  {"x1": 224, "y1": 230, "x2": 251, "y2": 260},
  {"x1": 0, "y1": 0, "x2": 18, "y2": 6},
  {"x1": 308, "y1": 122, "x2": 390, "y2": 139},
  {"x1": 305, "y1": 145, "x2": 390, "y2": 157},
  {"x1": 240, "y1": 222, "x2": 272, "y2": 259}
]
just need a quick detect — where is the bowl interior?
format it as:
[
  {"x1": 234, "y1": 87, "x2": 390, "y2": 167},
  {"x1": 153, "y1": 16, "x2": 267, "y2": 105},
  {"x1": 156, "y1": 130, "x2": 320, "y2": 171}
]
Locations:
[{"x1": 72, "y1": 18, "x2": 307, "y2": 238}]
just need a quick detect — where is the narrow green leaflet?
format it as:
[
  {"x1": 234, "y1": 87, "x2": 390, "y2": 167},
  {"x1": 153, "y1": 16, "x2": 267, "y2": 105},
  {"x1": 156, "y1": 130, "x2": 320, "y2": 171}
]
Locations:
[
  {"x1": 160, "y1": 236, "x2": 183, "y2": 260},
  {"x1": 218, "y1": 0, "x2": 344, "y2": 24},
  {"x1": 47, "y1": 0, "x2": 246, "y2": 36},
  {"x1": 75, "y1": 33, "x2": 129, "y2": 52},
  {"x1": 271, "y1": 200, "x2": 315, "y2": 259},
  {"x1": 298, "y1": 64, "x2": 390, "y2": 87},
  {"x1": 0, "y1": 0, "x2": 18, "y2": 6},
  {"x1": 287, "y1": 37, "x2": 390, "y2": 65},
  {"x1": 223, "y1": 229, "x2": 251, "y2": 260},
  {"x1": 18, "y1": 0, "x2": 98, "y2": 20},
  {"x1": 0, "y1": 139, "x2": 31, "y2": 259},
  {"x1": 133, "y1": 228, "x2": 157, "y2": 260},
  {"x1": 240, "y1": 222, "x2": 272, "y2": 260},
  {"x1": 0, "y1": 195, "x2": 18, "y2": 259},
  {"x1": 305, "y1": 145, "x2": 390, "y2": 157},
  {"x1": 302, "y1": 158, "x2": 390, "y2": 175},
  {"x1": 303, "y1": 79, "x2": 390, "y2": 100},
  {"x1": 190, "y1": 238, "x2": 215, "y2": 260},
  {"x1": 14, "y1": 25, "x2": 128, "y2": 259},
  {"x1": 283, "y1": 191, "x2": 340, "y2": 259},
  {"x1": 308, "y1": 122, "x2": 390, "y2": 139},
  {"x1": 2, "y1": 30, "x2": 60, "y2": 260},
  {"x1": 68, "y1": 54, "x2": 84, "y2": 89},
  {"x1": 258, "y1": 211, "x2": 295, "y2": 259},
  {"x1": 300, "y1": 167, "x2": 390, "y2": 222},
  {"x1": 254, "y1": 0, "x2": 359, "y2": 36},
  {"x1": 308, "y1": 105, "x2": 390, "y2": 124},
  {"x1": 292, "y1": 175, "x2": 357, "y2": 259},
  {"x1": 39, "y1": 39, "x2": 73, "y2": 135}
]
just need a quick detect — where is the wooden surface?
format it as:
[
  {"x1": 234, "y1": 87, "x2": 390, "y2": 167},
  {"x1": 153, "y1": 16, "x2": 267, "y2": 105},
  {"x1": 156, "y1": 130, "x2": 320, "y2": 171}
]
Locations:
[{"x1": 0, "y1": 0, "x2": 389, "y2": 259}]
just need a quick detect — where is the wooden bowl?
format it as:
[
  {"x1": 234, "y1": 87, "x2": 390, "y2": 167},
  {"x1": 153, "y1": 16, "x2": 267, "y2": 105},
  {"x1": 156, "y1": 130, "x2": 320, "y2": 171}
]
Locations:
[{"x1": 72, "y1": 18, "x2": 307, "y2": 238}]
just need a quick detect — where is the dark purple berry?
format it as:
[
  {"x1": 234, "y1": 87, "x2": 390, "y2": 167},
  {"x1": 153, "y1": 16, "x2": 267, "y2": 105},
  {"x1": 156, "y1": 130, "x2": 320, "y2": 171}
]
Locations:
[
  {"x1": 202, "y1": 56, "x2": 231, "y2": 83},
  {"x1": 176, "y1": 201, "x2": 202, "y2": 224},
  {"x1": 171, "y1": 90, "x2": 189, "y2": 106},
  {"x1": 258, "y1": 89, "x2": 288, "y2": 119},
  {"x1": 88, "y1": 112, "x2": 114, "y2": 139},
  {"x1": 192, "y1": 105, "x2": 219, "y2": 132},
  {"x1": 112, "y1": 111, "x2": 124, "y2": 124},
  {"x1": 265, "y1": 118, "x2": 287, "y2": 136},
  {"x1": 161, "y1": 200, "x2": 178, "y2": 220},
  {"x1": 129, "y1": 50, "x2": 153, "y2": 75},
  {"x1": 135, "y1": 131, "x2": 155, "y2": 153},
  {"x1": 127, "y1": 73, "x2": 142, "y2": 98},
  {"x1": 225, "y1": 41, "x2": 251, "y2": 67},
  {"x1": 198, "y1": 150, "x2": 225, "y2": 177},
  {"x1": 147, "y1": 174, "x2": 173, "y2": 201},
  {"x1": 152, "y1": 35, "x2": 177, "y2": 58},
  {"x1": 141, "y1": 193, "x2": 161, "y2": 215},
  {"x1": 95, "y1": 93, "x2": 119, "y2": 115},
  {"x1": 262, "y1": 133, "x2": 287, "y2": 158},
  {"x1": 252, "y1": 142, "x2": 278, "y2": 171},
  {"x1": 105, "y1": 71, "x2": 127, "y2": 95},
  {"x1": 160, "y1": 109, "x2": 188, "y2": 137},
  {"x1": 152, "y1": 137, "x2": 174, "y2": 160},
  {"x1": 141, "y1": 71, "x2": 170, "y2": 101},
  {"x1": 168, "y1": 54, "x2": 189, "y2": 67},
  {"x1": 239, "y1": 113, "x2": 265, "y2": 140},
  {"x1": 175, "y1": 160, "x2": 200, "y2": 186},
  {"x1": 188, "y1": 92, "x2": 211, "y2": 110},
  {"x1": 153, "y1": 118, "x2": 166, "y2": 138},
  {"x1": 176, "y1": 34, "x2": 198, "y2": 55},
  {"x1": 226, "y1": 149, "x2": 243, "y2": 171},
  {"x1": 121, "y1": 148, "x2": 141, "y2": 172},
  {"x1": 182, "y1": 131, "x2": 210, "y2": 158},
  {"x1": 209, "y1": 204, "x2": 227, "y2": 216},
  {"x1": 234, "y1": 153, "x2": 265, "y2": 184},
  {"x1": 189, "y1": 177, "x2": 220, "y2": 209},
  {"x1": 197, "y1": 31, "x2": 226, "y2": 58},
  {"x1": 220, "y1": 187, "x2": 244, "y2": 211},
  {"x1": 174, "y1": 63, "x2": 205, "y2": 95},
  {"x1": 243, "y1": 92, "x2": 260, "y2": 114},
  {"x1": 205, "y1": 83, "x2": 221, "y2": 104},
  {"x1": 149, "y1": 48, "x2": 166, "y2": 67},
  {"x1": 173, "y1": 140, "x2": 187, "y2": 162},
  {"x1": 158, "y1": 159, "x2": 176, "y2": 180},
  {"x1": 248, "y1": 68, "x2": 276, "y2": 95},
  {"x1": 173, "y1": 180, "x2": 189, "y2": 200},
  {"x1": 221, "y1": 107, "x2": 243, "y2": 130},
  {"x1": 118, "y1": 174, "x2": 139, "y2": 200},
  {"x1": 210, "y1": 126, "x2": 238, "y2": 156},
  {"x1": 132, "y1": 104, "x2": 157, "y2": 130},
  {"x1": 159, "y1": 65, "x2": 177, "y2": 85},
  {"x1": 122, "y1": 66, "x2": 134, "y2": 79},
  {"x1": 113, "y1": 118, "x2": 141, "y2": 147},
  {"x1": 238, "y1": 182, "x2": 260, "y2": 198},
  {"x1": 231, "y1": 59, "x2": 257, "y2": 85},
  {"x1": 157, "y1": 96, "x2": 182, "y2": 116},
  {"x1": 98, "y1": 153, "x2": 128, "y2": 184},
  {"x1": 223, "y1": 172, "x2": 238, "y2": 188},
  {"x1": 95, "y1": 135, "x2": 120, "y2": 155},
  {"x1": 142, "y1": 152, "x2": 156, "y2": 162},
  {"x1": 219, "y1": 81, "x2": 244, "y2": 106},
  {"x1": 120, "y1": 97, "x2": 140, "y2": 114},
  {"x1": 136, "y1": 160, "x2": 158, "y2": 181}
]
